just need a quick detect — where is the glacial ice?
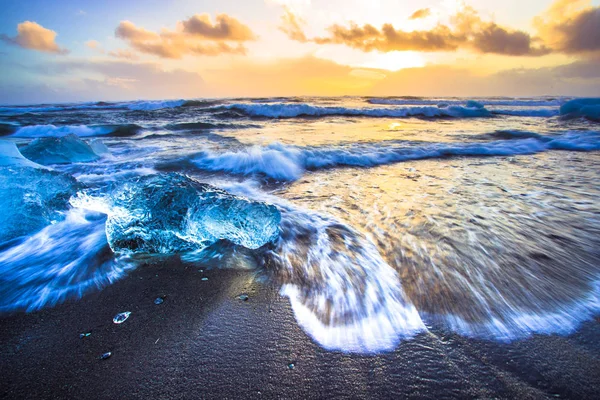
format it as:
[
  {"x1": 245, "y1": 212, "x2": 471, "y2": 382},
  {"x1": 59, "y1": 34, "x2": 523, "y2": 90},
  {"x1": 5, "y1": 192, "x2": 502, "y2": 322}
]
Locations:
[
  {"x1": 0, "y1": 165, "x2": 81, "y2": 243},
  {"x1": 0, "y1": 140, "x2": 43, "y2": 168},
  {"x1": 20, "y1": 134, "x2": 104, "y2": 165},
  {"x1": 560, "y1": 98, "x2": 600, "y2": 121},
  {"x1": 73, "y1": 173, "x2": 281, "y2": 254}
]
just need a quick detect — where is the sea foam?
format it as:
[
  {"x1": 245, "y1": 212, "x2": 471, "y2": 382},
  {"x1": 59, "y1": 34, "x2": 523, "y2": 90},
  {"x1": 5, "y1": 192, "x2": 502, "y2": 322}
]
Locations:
[{"x1": 192, "y1": 131, "x2": 600, "y2": 180}]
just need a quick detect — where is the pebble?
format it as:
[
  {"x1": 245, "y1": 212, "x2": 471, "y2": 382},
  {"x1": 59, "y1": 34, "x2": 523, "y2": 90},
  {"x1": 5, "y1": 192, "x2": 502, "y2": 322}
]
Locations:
[
  {"x1": 79, "y1": 332, "x2": 91, "y2": 339},
  {"x1": 154, "y1": 297, "x2": 164, "y2": 305},
  {"x1": 201, "y1": 277, "x2": 208, "y2": 281},
  {"x1": 239, "y1": 294, "x2": 249, "y2": 301},
  {"x1": 100, "y1": 352, "x2": 112, "y2": 360},
  {"x1": 288, "y1": 363, "x2": 295, "y2": 370}
]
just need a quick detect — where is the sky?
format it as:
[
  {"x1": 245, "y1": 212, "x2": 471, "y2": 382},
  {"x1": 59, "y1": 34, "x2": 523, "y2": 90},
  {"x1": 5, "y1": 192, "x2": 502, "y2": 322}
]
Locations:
[{"x1": 0, "y1": 0, "x2": 599, "y2": 103}]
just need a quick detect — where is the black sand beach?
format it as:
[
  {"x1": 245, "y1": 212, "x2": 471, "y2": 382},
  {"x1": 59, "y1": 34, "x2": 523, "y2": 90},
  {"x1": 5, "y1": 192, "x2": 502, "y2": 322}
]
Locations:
[{"x1": 2, "y1": 260, "x2": 600, "y2": 400}]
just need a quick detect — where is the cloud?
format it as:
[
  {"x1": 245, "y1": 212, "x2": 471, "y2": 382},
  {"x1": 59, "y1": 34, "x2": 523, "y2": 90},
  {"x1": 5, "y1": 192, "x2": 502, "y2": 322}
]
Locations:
[
  {"x1": 115, "y1": 14, "x2": 255, "y2": 59},
  {"x1": 409, "y1": 8, "x2": 431, "y2": 20},
  {"x1": 280, "y1": 5, "x2": 549, "y2": 56},
  {"x1": 1, "y1": 60, "x2": 207, "y2": 103},
  {"x1": 0, "y1": 21, "x2": 69, "y2": 54},
  {"x1": 278, "y1": 8, "x2": 308, "y2": 42},
  {"x1": 85, "y1": 40, "x2": 100, "y2": 49},
  {"x1": 369, "y1": 57, "x2": 600, "y2": 97},
  {"x1": 535, "y1": 0, "x2": 600, "y2": 53},
  {"x1": 180, "y1": 13, "x2": 256, "y2": 41},
  {"x1": 108, "y1": 48, "x2": 140, "y2": 60}
]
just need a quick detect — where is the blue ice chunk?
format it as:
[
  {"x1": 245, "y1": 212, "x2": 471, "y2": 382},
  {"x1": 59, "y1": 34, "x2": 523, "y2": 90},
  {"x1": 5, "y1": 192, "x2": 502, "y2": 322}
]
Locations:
[
  {"x1": 20, "y1": 134, "x2": 105, "y2": 165},
  {"x1": 96, "y1": 173, "x2": 281, "y2": 254},
  {"x1": 0, "y1": 166, "x2": 80, "y2": 243}
]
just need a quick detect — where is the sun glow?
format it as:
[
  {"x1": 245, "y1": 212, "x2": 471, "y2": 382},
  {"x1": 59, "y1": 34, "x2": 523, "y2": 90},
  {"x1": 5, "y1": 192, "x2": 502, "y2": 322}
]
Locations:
[{"x1": 358, "y1": 51, "x2": 426, "y2": 71}]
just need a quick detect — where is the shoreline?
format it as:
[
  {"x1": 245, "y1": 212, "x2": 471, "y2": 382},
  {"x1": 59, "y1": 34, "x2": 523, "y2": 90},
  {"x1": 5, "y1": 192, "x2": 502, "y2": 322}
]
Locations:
[{"x1": 2, "y1": 260, "x2": 600, "y2": 399}]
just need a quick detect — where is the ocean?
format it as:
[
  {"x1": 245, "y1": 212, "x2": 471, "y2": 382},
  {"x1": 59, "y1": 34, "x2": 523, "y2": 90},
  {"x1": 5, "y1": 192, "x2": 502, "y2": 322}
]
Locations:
[{"x1": 1, "y1": 96, "x2": 599, "y2": 354}]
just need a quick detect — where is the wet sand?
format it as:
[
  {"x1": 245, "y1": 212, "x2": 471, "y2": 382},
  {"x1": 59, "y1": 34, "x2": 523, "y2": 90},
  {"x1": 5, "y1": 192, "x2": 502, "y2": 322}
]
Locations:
[{"x1": 1, "y1": 260, "x2": 600, "y2": 399}]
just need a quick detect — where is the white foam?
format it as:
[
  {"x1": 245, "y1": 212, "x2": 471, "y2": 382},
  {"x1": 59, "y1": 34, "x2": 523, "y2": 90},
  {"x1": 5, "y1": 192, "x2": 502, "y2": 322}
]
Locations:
[
  {"x1": 193, "y1": 131, "x2": 600, "y2": 180},
  {"x1": 126, "y1": 99, "x2": 186, "y2": 111},
  {"x1": 219, "y1": 103, "x2": 491, "y2": 118},
  {"x1": 218, "y1": 181, "x2": 425, "y2": 353},
  {"x1": 0, "y1": 208, "x2": 133, "y2": 312},
  {"x1": 13, "y1": 125, "x2": 113, "y2": 137},
  {"x1": 368, "y1": 98, "x2": 565, "y2": 107}
]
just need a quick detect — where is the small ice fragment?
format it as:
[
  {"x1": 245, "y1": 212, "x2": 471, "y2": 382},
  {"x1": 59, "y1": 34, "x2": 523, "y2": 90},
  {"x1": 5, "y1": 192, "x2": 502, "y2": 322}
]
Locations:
[
  {"x1": 154, "y1": 297, "x2": 164, "y2": 305},
  {"x1": 113, "y1": 311, "x2": 131, "y2": 324},
  {"x1": 201, "y1": 277, "x2": 208, "y2": 281},
  {"x1": 79, "y1": 332, "x2": 91, "y2": 339},
  {"x1": 239, "y1": 294, "x2": 249, "y2": 301},
  {"x1": 100, "y1": 352, "x2": 112, "y2": 360}
]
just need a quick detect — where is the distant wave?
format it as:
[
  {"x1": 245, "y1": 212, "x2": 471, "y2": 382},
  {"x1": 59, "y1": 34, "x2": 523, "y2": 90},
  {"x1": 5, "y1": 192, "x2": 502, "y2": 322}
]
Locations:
[
  {"x1": 0, "y1": 123, "x2": 18, "y2": 136},
  {"x1": 12, "y1": 124, "x2": 142, "y2": 137},
  {"x1": 165, "y1": 121, "x2": 260, "y2": 131},
  {"x1": 214, "y1": 103, "x2": 493, "y2": 119},
  {"x1": 126, "y1": 99, "x2": 186, "y2": 111},
  {"x1": 0, "y1": 102, "x2": 125, "y2": 114},
  {"x1": 368, "y1": 98, "x2": 566, "y2": 107},
  {"x1": 493, "y1": 108, "x2": 559, "y2": 117},
  {"x1": 192, "y1": 131, "x2": 600, "y2": 180},
  {"x1": 212, "y1": 102, "x2": 559, "y2": 119},
  {"x1": 0, "y1": 99, "x2": 221, "y2": 115},
  {"x1": 560, "y1": 98, "x2": 600, "y2": 121}
]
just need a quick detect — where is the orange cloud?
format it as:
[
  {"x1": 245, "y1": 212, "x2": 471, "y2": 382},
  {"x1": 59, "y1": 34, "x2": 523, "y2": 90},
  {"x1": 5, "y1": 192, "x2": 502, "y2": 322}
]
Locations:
[
  {"x1": 115, "y1": 14, "x2": 255, "y2": 59},
  {"x1": 181, "y1": 13, "x2": 256, "y2": 41},
  {"x1": 281, "y1": 5, "x2": 549, "y2": 56},
  {"x1": 278, "y1": 8, "x2": 308, "y2": 42},
  {"x1": 409, "y1": 8, "x2": 431, "y2": 20},
  {"x1": 534, "y1": 0, "x2": 600, "y2": 53},
  {"x1": 108, "y1": 49, "x2": 140, "y2": 60},
  {"x1": 0, "y1": 21, "x2": 68, "y2": 54}
]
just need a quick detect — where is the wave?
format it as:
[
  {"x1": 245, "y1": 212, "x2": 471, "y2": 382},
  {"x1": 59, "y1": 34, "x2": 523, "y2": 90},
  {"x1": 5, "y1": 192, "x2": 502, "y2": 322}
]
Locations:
[
  {"x1": 214, "y1": 103, "x2": 493, "y2": 119},
  {"x1": 493, "y1": 108, "x2": 559, "y2": 117},
  {"x1": 0, "y1": 208, "x2": 133, "y2": 312},
  {"x1": 192, "y1": 131, "x2": 600, "y2": 180},
  {"x1": 165, "y1": 121, "x2": 259, "y2": 131},
  {"x1": 0, "y1": 99, "x2": 218, "y2": 115},
  {"x1": 368, "y1": 97, "x2": 565, "y2": 107},
  {"x1": 12, "y1": 124, "x2": 142, "y2": 137},
  {"x1": 213, "y1": 102, "x2": 558, "y2": 119},
  {"x1": 560, "y1": 98, "x2": 600, "y2": 121},
  {"x1": 126, "y1": 99, "x2": 186, "y2": 111},
  {"x1": 0, "y1": 102, "x2": 126, "y2": 114},
  {"x1": 218, "y1": 181, "x2": 425, "y2": 353},
  {"x1": 0, "y1": 123, "x2": 18, "y2": 136}
]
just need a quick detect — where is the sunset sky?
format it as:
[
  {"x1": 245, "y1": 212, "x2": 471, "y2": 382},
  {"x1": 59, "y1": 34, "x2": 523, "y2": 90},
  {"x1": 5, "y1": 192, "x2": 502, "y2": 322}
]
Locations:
[{"x1": 1, "y1": 0, "x2": 599, "y2": 103}]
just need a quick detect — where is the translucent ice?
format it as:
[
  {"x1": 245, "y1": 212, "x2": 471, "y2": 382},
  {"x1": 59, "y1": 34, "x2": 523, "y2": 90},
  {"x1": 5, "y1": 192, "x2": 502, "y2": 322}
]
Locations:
[
  {"x1": 74, "y1": 173, "x2": 281, "y2": 254},
  {"x1": 20, "y1": 134, "x2": 105, "y2": 165},
  {"x1": 0, "y1": 147, "x2": 81, "y2": 243},
  {"x1": 113, "y1": 311, "x2": 131, "y2": 324},
  {"x1": 0, "y1": 140, "x2": 42, "y2": 168}
]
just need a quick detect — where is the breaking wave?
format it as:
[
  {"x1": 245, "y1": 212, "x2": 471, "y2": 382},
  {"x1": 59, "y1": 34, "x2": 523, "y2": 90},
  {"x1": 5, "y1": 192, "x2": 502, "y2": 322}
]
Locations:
[
  {"x1": 12, "y1": 124, "x2": 142, "y2": 137},
  {"x1": 213, "y1": 103, "x2": 493, "y2": 119},
  {"x1": 192, "y1": 131, "x2": 600, "y2": 180},
  {"x1": 210, "y1": 102, "x2": 562, "y2": 119},
  {"x1": 368, "y1": 97, "x2": 565, "y2": 107}
]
